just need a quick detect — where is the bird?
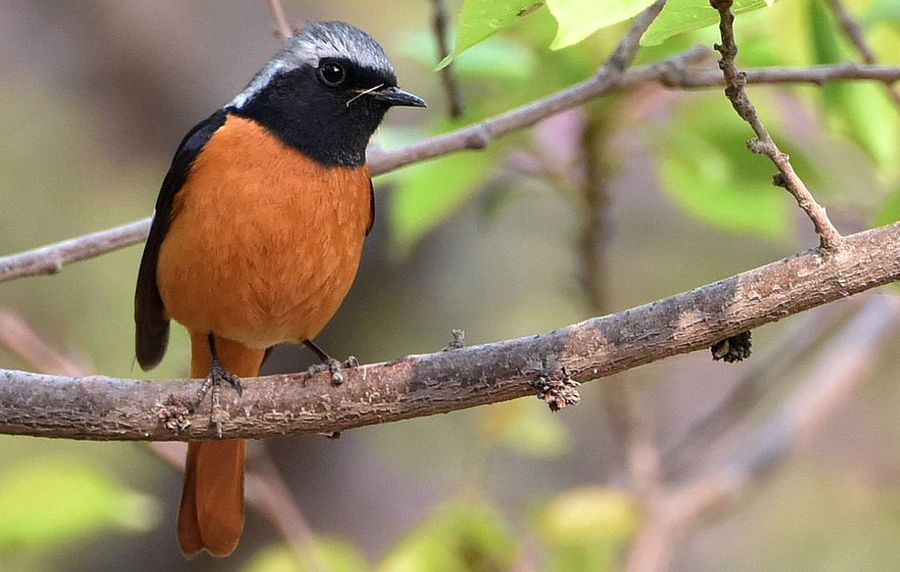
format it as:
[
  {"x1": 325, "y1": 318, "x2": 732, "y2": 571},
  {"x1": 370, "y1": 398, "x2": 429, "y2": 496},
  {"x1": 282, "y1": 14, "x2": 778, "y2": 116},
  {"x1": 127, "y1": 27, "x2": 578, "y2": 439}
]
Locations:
[{"x1": 133, "y1": 21, "x2": 425, "y2": 558}]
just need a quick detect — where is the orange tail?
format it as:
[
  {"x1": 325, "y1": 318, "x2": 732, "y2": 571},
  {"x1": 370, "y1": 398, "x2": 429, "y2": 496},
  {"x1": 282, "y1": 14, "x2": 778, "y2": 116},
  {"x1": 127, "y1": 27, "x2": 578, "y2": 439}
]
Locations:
[{"x1": 178, "y1": 332, "x2": 265, "y2": 558}]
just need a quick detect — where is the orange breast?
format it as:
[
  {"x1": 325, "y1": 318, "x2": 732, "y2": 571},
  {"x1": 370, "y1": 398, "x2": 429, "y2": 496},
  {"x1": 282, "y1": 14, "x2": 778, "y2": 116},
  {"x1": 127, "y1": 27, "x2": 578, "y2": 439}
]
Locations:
[{"x1": 157, "y1": 114, "x2": 371, "y2": 348}]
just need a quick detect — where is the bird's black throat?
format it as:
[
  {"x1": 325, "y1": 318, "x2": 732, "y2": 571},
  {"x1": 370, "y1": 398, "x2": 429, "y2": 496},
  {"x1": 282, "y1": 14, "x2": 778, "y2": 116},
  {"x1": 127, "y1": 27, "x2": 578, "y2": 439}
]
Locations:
[{"x1": 230, "y1": 66, "x2": 390, "y2": 167}]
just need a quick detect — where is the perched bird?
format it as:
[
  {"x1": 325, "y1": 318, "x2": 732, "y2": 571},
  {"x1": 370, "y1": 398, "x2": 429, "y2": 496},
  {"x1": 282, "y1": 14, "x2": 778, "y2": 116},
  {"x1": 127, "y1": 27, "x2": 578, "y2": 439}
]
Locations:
[{"x1": 134, "y1": 21, "x2": 425, "y2": 558}]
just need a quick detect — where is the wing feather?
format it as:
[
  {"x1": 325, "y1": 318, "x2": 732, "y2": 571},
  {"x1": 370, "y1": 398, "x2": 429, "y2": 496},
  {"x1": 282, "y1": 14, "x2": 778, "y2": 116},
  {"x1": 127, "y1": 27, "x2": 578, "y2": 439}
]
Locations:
[{"x1": 134, "y1": 110, "x2": 228, "y2": 370}]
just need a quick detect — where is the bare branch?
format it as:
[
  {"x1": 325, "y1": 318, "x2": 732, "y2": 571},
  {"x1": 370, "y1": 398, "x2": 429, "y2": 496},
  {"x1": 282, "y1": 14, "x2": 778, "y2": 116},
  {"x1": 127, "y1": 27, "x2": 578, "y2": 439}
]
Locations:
[
  {"x1": 824, "y1": 0, "x2": 900, "y2": 108},
  {"x1": 606, "y1": 377, "x2": 664, "y2": 497},
  {"x1": 1, "y1": 57, "x2": 898, "y2": 283},
  {"x1": 0, "y1": 219, "x2": 150, "y2": 283},
  {"x1": 431, "y1": 0, "x2": 464, "y2": 118},
  {"x1": 626, "y1": 294, "x2": 900, "y2": 572},
  {"x1": 661, "y1": 62, "x2": 900, "y2": 87},
  {"x1": 710, "y1": 0, "x2": 843, "y2": 251},
  {"x1": 0, "y1": 308, "x2": 92, "y2": 376},
  {"x1": 1, "y1": 222, "x2": 898, "y2": 441},
  {"x1": 267, "y1": 0, "x2": 293, "y2": 41},
  {"x1": 245, "y1": 445, "x2": 318, "y2": 560},
  {"x1": 575, "y1": 112, "x2": 664, "y2": 499},
  {"x1": 372, "y1": 0, "x2": 669, "y2": 172}
]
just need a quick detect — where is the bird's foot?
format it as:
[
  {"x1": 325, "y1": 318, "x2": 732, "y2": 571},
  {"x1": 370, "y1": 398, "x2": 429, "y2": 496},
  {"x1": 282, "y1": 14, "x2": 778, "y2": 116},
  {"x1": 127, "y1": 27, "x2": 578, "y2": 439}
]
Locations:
[
  {"x1": 305, "y1": 356, "x2": 359, "y2": 386},
  {"x1": 191, "y1": 358, "x2": 243, "y2": 438}
]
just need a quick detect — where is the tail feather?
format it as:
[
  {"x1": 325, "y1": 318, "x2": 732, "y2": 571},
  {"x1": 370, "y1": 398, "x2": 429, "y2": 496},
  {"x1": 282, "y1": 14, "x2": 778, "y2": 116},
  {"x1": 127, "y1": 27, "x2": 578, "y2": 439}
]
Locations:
[
  {"x1": 178, "y1": 332, "x2": 264, "y2": 558},
  {"x1": 179, "y1": 440, "x2": 246, "y2": 557}
]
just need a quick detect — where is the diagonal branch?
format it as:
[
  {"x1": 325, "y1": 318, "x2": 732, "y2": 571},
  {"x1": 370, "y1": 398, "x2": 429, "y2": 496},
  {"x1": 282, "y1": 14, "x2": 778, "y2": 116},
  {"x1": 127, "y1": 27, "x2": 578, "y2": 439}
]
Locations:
[
  {"x1": 1, "y1": 222, "x2": 898, "y2": 441},
  {"x1": 2, "y1": 58, "x2": 898, "y2": 284},
  {"x1": 824, "y1": 0, "x2": 900, "y2": 108},
  {"x1": 0, "y1": 219, "x2": 150, "y2": 283},
  {"x1": 710, "y1": 0, "x2": 843, "y2": 251},
  {"x1": 431, "y1": 0, "x2": 465, "y2": 118},
  {"x1": 266, "y1": 0, "x2": 293, "y2": 40}
]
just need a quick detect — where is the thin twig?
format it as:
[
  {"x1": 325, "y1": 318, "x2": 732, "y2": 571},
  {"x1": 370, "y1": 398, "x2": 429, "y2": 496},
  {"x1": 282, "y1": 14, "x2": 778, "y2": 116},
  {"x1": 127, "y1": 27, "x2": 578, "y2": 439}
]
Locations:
[
  {"x1": 606, "y1": 377, "x2": 664, "y2": 498},
  {"x1": 267, "y1": 0, "x2": 293, "y2": 41},
  {"x1": 660, "y1": 61, "x2": 900, "y2": 87},
  {"x1": 824, "y1": 0, "x2": 900, "y2": 107},
  {"x1": 575, "y1": 112, "x2": 664, "y2": 499},
  {"x1": 372, "y1": 0, "x2": 670, "y2": 173},
  {"x1": 1, "y1": 222, "x2": 898, "y2": 441},
  {"x1": 246, "y1": 445, "x2": 319, "y2": 563},
  {"x1": 0, "y1": 308, "x2": 92, "y2": 376},
  {"x1": 0, "y1": 219, "x2": 150, "y2": 283},
  {"x1": 2, "y1": 57, "x2": 899, "y2": 284},
  {"x1": 625, "y1": 294, "x2": 900, "y2": 572},
  {"x1": 580, "y1": 117, "x2": 611, "y2": 315},
  {"x1": 710, "y1": 0, "x2": 843, "y2": 251},
  {"x1": 431, "y1": 0, "x2": 464, "y2": 117}
]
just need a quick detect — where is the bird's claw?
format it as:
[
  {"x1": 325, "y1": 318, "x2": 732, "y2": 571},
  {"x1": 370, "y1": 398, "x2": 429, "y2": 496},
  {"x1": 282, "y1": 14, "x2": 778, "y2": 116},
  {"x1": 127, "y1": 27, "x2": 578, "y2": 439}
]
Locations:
[
  {"x1": 191, "y1": 358, "x2": 243, "y2": 438},
  {"x1": 304, "y1": 355, "x2": 359, "y2": 386}
]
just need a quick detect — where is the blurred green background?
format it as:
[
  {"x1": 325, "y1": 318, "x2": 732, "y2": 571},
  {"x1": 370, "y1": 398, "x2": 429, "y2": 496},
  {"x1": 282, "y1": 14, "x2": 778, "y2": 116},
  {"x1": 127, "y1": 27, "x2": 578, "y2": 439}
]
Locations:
[{"x1": 1, "y1": 0, "x2": 898, "y2": 570}]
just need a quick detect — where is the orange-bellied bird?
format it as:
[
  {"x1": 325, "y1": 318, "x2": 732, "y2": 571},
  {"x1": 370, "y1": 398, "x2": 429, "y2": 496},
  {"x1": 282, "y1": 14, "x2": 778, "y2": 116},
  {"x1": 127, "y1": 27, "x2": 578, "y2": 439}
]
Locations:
[{"x1": 134, "y1": 21, "x2": 425, "y2": 558}]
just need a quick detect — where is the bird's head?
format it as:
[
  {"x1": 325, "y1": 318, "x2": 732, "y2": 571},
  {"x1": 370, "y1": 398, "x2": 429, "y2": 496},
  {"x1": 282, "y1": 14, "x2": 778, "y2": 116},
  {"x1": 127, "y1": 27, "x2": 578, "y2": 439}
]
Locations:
[{"x1": 230, "y1": 21, "x2": 426, "y2": 166}]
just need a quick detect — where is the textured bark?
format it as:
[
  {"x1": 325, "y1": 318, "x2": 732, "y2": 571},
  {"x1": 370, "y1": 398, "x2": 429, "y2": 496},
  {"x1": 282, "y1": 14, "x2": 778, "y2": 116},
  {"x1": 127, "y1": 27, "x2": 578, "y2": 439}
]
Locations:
[{"x1": 2, "y1": 222, "x2": 898, "y2": 441}]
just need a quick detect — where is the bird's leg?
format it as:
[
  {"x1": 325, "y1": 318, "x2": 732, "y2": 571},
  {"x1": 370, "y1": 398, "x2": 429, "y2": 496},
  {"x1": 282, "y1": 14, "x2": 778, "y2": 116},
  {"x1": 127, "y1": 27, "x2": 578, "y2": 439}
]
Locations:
[
  {"x1": 302, "y1": 339, "x2": 358, "y2": 386},
  {"x1": 302, "y1": 339, "x2": 352, "y2": 439},
  {"x1": 191, "y1": 333, "x2": 243, "y2": 438}
]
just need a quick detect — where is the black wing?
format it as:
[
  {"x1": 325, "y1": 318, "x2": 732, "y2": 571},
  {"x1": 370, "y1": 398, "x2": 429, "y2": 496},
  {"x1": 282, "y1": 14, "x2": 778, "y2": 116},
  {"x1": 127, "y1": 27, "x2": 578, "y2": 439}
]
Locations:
[
  {"x1": 366, "y1": 179, "x2": 375, "y2": 235},
  {"x1": 134, "y1": 109, "x2": 228, "y2": 370}
]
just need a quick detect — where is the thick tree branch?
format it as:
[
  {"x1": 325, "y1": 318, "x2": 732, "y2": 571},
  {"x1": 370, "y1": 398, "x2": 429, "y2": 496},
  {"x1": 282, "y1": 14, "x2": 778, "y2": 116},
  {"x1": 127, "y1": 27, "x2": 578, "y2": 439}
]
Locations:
[
  {"x1": 1, "y1": 222, "x2": 898, "y2": 441},
  {"x1": 2, "y1": 58, "x2": 898, "y2": 284},
  {"x1": 711, "y1": 0, "x2": 843, "y2": 251}
]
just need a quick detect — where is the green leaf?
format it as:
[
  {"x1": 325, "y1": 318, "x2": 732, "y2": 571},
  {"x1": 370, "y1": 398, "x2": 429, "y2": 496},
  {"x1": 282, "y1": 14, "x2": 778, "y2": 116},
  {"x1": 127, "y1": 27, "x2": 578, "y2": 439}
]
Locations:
[
  {"x1": 243, "y1": 538, "x2": 368, "y2": 572},
  {"x1": 386, "y1": 151, "x2": 493, "y2": 256},
  {"x1": 864, "y1": 0, "x2": 900, "y2": 25},
  {"x1": 546, "y1": 0, "x2": 655, "y2": 49},
  {"x1": 439, "y1": 0, "x2": 546, "y2": 69},
  {"x1": 642, "y1": 0, "x2": 772, "y2": 46},
  {"x1": 810, "y1": 2, "x2": 899, "y2": 169},
  {"x1": 378, "y1": 500, "x2": 515, "y2": 572},
  {"x1": 654, "y1": 99, "x2": 791, "y2": 240},
  {"x1": 402, "y1": 32, "x2": 539, "y2": 81},
  {"x1": 0, "y1": 460, "x2": 159, "y2": 551},
  {"x1": 536, "y1": 487, "x2": 639, "y2": 572}
]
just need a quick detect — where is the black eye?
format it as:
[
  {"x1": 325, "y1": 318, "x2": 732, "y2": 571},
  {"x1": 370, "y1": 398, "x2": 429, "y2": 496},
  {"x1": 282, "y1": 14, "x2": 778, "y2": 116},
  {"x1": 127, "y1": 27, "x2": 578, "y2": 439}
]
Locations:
[{"x1": 317, "y1": 61, "x2": 346, "y2": 87}]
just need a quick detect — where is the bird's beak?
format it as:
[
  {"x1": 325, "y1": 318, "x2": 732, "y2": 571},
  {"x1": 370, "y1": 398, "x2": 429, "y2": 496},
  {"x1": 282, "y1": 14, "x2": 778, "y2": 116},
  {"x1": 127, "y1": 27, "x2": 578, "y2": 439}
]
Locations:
[{"x1": 372, "y1": 86, "x2": 427, "y2": 108}]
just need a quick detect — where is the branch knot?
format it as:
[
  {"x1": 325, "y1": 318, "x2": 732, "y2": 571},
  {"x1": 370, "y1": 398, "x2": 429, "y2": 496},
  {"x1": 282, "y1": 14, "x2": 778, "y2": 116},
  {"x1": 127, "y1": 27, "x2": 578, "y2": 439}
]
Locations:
[{"x1": 533, "y1": 367, "x2": 582, "y2": 412}]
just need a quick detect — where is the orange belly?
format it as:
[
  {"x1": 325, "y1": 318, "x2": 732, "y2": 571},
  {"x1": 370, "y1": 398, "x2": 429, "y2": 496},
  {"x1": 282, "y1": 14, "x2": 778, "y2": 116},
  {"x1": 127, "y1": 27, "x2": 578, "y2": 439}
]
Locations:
[{"x1": 157, "y1": 114, "x2": 371, "y2": 348}]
